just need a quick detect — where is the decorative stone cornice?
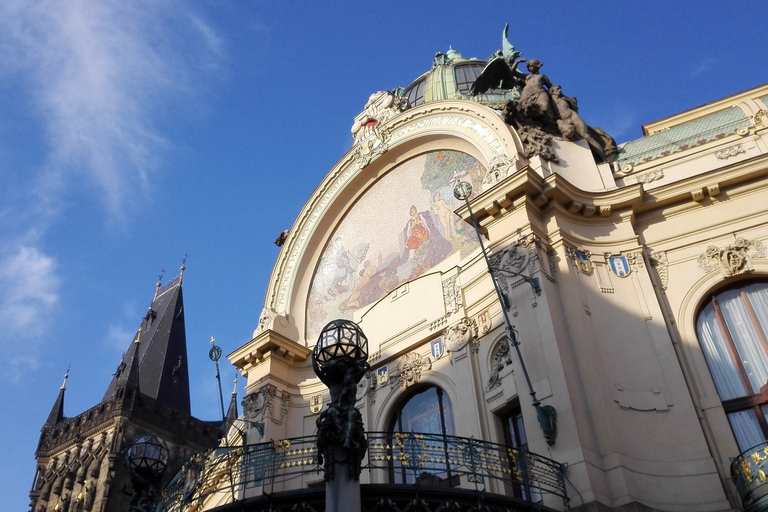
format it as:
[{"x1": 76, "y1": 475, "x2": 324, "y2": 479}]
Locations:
[{"x1": 228, "y1": 330, "x2": 311, "y2": 375}]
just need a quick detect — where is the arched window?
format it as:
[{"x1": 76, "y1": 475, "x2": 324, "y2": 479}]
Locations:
[
  {"x1": 388, "y1": 386, "x2": 455, "y2": 485},
  {"x1": 696, "y1": 281, "x2": 768, "y2": 451}
]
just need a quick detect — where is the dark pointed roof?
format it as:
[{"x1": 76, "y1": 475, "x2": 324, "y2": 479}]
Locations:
[
  {"x1": 102, "y1": 276, "x2": 191, "y2": 413},
  {"x1": 44, "y1": 372, "x2": 68, "y2": 427},
  {"x1": 225, "y1": 378, "x2": 239, "y2": 427}
]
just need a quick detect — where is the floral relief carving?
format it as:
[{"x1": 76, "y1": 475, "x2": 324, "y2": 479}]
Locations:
[
  {"x1": 519, "y1": 233, "x2": 556, "y2": 282},
  {"x1": 278, "y1": 391, "x2": 291, "y2": 424},
  {"x1": 714, "y1": 144, "x2": 746, "y2": 160},
  {"x1": 635, "y1": 170, "x2": 664, "y2": 184},
  {"x1": 698, "y1": 238, "x2": 766, "y2": 277}
]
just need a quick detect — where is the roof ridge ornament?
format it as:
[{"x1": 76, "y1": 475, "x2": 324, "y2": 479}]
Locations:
[{"x1": 60, "y1": 364, "x2": 70, "y2": 390}]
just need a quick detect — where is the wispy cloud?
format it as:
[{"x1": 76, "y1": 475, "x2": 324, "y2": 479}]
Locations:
[
  {"x1": 0, "y1": 243, "x2": 60, "y2": 378},
  {"x1": 104, "y1": 323, "x2": 136, "y2": 353},
  {"x1": 0, "y1": 1, "x2": 222, "y2": 374},
  {"x1": 0, "y1": 0, "x2": 222, "y2": 217}
]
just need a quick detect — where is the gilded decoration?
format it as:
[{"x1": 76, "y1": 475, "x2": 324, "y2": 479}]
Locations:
[
  {"x1": 306, "y1": 151, "x2": 487, "y2": 338},
  {"x1": 698, "y1": 238, "x2": 767, "y2": 277},
  {"x1": 565, "y1": 245, "x2": 593, "y2": 275}
]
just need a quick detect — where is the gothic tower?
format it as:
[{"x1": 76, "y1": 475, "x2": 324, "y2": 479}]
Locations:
[{"x1": 29, "y1": 269, "x2": 221, "y2": 512}]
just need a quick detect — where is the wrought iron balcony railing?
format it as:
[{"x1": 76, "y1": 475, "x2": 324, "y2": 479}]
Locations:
[
  {"x1": 157, "y1": 431, "x2": 568, "y2": 511},
  {"x1": 731, "y1": 441, "x2": 768, "y2": 512}
]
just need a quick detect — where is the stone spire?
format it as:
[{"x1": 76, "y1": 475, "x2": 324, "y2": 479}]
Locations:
[
  {"x1": 44, "y1": 368, "x2": 69, "y2": 427},
  {"x1": 225, "y1": 375, "x2": 239, "y2": 428}
]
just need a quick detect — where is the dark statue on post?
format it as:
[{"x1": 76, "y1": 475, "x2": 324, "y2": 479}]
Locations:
[{"x1": 312, "y1": 320, "x2": 370, "y2": 482}]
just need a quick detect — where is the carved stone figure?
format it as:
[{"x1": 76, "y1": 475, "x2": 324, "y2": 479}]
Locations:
[
  {"x1": 487, "y1": 338, "x2": 514, "y2": 391},
  {"x1": 515, "y1": 59, "x2": 556, "y2": 128},
  {"x1": 548, "y1": 85, "x2": 616, "y2": 162},
  {"x1": 471, "y1": 25, "x2": 618, "y2": 164},
  {"x1": 502, "y1": 101, "x2": 558, "y2": 162}
]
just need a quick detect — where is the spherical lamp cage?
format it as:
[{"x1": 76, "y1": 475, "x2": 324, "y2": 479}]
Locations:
[
  {"x1": 313, "y1": 319, "x2": 368, "y2": 370},
  {"x1": 126, "y1": 435, "x2": 169, "y2": 480}
]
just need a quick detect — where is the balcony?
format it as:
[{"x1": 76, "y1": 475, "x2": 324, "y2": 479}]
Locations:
[
  {"x1": 157, "y1": 431, "x2": 569, "y2": 512},
  {"x1": 732, "y1": 441, "x2": 768, "y2": 512}
]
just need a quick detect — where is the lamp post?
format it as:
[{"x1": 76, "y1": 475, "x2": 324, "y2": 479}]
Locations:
[
  {"x1": 125, "y1": 434, "x2": 169, "y2": 511},
  {"x1": 312, "y1": 319, "x2": 370, "y2": 512},
  {"x1": 454, "y1": 181, "x2": 557, "y2": 446}
]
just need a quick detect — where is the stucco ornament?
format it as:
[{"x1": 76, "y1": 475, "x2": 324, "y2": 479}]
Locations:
[
  {"x1": 350, "y1": 90, "x2": 409, "y2": 169},
  {"x1": 487, "y1": 337, "x2": 514, "y2": 391},
  {"x1": 482, "y1": 155, "x2": 518, "y2": 187},
  {"x1": 444, "y1": 317, "x2": 479, "y2": 363},
  {"x1": 698, "y1": 238, "x2": 766, "y2": 276},
  {"x1": 488, "y1": 243, "x2": 530, "y2": 299},
  {"x1": 715, "y1": 144, "x2": 746, "y2": 160},
  {"x1": 242, "y1": 384, "x2": 285, "y2": 434},
  {"x1": 649, "y1": 251, "x2": 669, "y2": 290},
  {"x1": 254, "y1": 308, "x2": 277, "y2": 336},
  {"x1": 441, "y1": 275, "x2": 463, "y2": 316},
  {"x1": 391, "y1": 352, "x2": 432, "y2": 389}
]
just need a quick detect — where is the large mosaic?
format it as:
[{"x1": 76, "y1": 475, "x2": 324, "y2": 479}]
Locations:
[{"x1": 306, "y1": 150, "x2": 488, "y2": 338}]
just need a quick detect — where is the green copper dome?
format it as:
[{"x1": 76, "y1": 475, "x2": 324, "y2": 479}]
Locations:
[{"x1": 401, "y1": 48, "x2": 519, "y2": 110}]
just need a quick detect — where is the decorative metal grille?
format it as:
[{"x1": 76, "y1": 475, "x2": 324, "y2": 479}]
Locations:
[{"x1": 158, "y1": 432, "x2": 567, "y2": 511}]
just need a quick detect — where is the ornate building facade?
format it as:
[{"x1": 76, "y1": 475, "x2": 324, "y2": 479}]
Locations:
[{"x1": 124, "y1": 38, "x2": 768, "y2": 512}]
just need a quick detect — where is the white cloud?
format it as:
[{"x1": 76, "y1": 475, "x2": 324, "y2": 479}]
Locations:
[
  {"x1": 0, "y1": 1, "x2": 222, "y2": 374},
  {"x1": 0, "y1": 245, "x2": 59, "y2": 345},
  {"x1": 104, "y1": 323, "x2": 136, "y2": 353},
  {"x1": 0, "y1": 0, "x2": 222, "y2": 218}
]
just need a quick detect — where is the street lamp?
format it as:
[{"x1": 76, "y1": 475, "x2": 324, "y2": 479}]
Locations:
[
  {"x1": 312, "y1": 319, "x2": 370, "y2": 512},
  {"x1": 454, "y1": 181, "x2": 557, "y2": 446},
  {"x1": 125, "y1": 435, "x2": 169, "y2": 511}
]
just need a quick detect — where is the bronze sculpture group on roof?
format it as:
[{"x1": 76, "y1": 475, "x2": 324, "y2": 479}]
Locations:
[{"x1": 471, "y1": 24, "x2": 617, "y2": 163}]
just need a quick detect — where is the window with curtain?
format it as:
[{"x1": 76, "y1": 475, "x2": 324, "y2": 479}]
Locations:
[
  {"x1": 388, "y1": 386, "x2": 456, "y2": 485},
  {"x1": 696, "y1": 281, "x2": 768, "y2": 452}
]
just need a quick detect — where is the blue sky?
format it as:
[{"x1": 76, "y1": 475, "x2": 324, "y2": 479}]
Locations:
[{"x1": 1, "y1": 1, "x2": 766, "y2": 508}]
